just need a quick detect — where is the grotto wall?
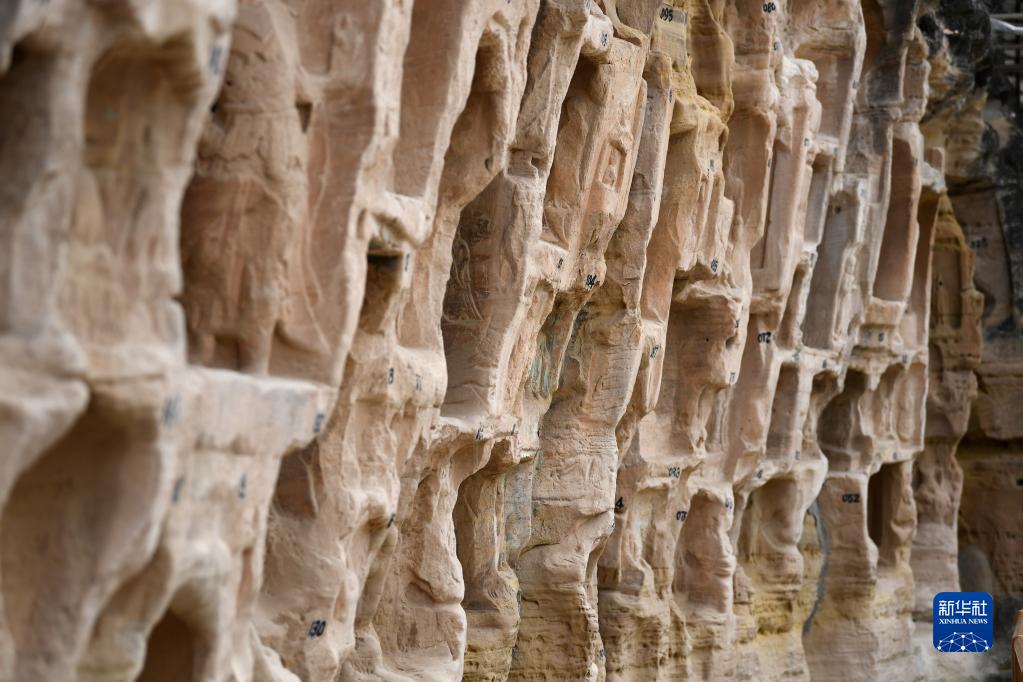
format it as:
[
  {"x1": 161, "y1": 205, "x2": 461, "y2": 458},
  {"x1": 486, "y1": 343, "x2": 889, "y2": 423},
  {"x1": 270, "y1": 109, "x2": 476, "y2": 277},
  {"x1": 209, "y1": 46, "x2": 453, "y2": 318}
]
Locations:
[
  {"x1": 931, "y1": 0, "x2": 1023, "y2": 674},
  {"x1": 0, "y1": 0, "x2": 1019, "y2": 681}
]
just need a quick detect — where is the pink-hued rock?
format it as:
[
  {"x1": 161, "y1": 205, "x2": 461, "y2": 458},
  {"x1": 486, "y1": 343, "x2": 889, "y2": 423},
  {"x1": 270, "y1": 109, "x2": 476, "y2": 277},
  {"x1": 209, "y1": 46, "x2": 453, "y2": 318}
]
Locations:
[{"x1": 0, "y1": 1, "x2": 1020, "y2": 680}]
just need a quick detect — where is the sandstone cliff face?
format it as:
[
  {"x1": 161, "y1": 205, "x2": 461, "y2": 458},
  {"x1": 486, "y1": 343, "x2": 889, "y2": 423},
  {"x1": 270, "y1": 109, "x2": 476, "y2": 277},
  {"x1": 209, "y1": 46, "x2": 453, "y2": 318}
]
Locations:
[{"x1": 0, "y1": 0, "x2": 1019, "y2": 681}]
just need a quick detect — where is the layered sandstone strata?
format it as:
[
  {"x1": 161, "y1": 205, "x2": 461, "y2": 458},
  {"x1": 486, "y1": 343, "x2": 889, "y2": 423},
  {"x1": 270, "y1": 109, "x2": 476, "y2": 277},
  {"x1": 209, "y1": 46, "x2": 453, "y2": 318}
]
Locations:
[{"x1": 0, "y1": 1, "x2": 1019, "y2": 681}]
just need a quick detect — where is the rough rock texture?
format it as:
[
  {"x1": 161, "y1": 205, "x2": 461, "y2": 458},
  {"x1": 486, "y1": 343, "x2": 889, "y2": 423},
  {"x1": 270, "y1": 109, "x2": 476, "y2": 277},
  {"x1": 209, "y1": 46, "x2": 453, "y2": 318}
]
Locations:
[
  {"x1": 1, "y1": 0, "x2": 1021, "y2": 681},
  {"x1": 947, "y1": 74, "x2": 1023, "y2": 682}
]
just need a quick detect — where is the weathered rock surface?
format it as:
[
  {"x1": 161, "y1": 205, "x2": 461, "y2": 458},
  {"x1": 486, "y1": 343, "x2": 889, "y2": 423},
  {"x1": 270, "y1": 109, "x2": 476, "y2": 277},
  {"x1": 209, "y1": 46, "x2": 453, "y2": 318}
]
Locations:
[{"x1": 0, "y1": 0, "x2": 1020, "y2": 680}]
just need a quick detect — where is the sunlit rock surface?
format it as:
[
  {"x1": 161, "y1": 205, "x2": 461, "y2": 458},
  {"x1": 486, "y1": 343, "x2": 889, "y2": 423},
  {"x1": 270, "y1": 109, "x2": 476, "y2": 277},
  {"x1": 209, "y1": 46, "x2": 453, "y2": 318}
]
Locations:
[{"x1": 0, "y1": 0, "x2": 1020, "y2": 680}]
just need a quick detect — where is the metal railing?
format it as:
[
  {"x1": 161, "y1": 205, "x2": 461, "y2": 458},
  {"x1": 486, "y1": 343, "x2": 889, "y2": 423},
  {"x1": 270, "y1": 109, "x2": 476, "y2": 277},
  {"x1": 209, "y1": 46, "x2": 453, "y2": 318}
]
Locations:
[
  {"x1": 992, "y1": 3, "x2": 1023, "y2": 110},
  {"x1": 1013, "y1": 608, "x2": 1023, "y2": 682}
]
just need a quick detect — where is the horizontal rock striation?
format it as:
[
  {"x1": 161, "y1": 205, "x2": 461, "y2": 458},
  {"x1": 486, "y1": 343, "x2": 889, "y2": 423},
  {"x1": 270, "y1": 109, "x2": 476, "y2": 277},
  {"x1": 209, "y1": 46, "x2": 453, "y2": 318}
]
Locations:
[{"x1": 0, "y1": 0, "x2": 1020, "y2": 680}]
